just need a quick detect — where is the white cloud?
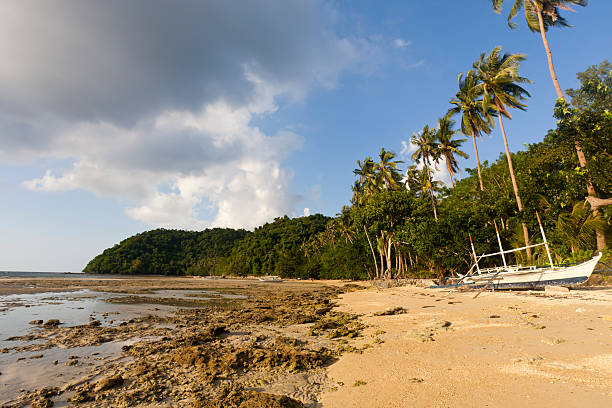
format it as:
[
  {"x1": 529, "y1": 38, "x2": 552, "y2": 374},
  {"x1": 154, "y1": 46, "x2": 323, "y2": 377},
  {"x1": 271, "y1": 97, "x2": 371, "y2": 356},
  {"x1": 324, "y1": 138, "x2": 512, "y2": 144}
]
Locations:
[
  {"x1": 393, "y1": 38, "x2": 412, "y2": 48},
  {"x1": 24, "y1": 95, "x2": 304, "y2": 229},
  {"x1": 0, "y1": 1, "x2": 379, "y2": 230},
  {"x1": 303, "y1": 207, "x2": 311, "y2": 217}
]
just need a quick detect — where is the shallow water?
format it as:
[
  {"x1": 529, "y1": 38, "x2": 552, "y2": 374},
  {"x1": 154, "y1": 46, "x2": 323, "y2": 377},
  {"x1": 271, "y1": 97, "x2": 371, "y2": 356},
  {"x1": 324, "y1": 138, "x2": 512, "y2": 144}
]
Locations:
[
  {"x1": 0, "y1": 287, "x2": 245, "y2": 404},
  {"x1": 0, "y1": 288, "x2": 245, "y2": 343}
]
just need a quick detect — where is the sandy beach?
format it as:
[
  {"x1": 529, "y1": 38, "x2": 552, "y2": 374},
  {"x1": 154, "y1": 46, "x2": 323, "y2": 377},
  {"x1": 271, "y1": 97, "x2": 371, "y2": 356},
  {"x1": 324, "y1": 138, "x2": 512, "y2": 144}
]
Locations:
[{"x1": 321, "y1": 285, "x2": 612, "y2": 408}]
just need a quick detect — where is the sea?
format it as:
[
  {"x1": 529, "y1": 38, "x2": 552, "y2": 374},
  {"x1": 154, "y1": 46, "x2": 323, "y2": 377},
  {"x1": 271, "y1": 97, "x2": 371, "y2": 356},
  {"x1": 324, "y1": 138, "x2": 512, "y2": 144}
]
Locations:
[{"x1": 1, "y1": 271, "x2": 85, "y2": 278}]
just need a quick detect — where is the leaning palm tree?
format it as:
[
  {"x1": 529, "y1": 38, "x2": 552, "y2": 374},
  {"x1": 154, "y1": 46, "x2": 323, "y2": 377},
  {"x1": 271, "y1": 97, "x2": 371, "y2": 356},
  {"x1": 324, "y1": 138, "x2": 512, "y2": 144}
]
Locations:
[
  {"x1": 490, "y1": 2, "x2": 605, "y2": 248},
  {"x1": 491, "y1": 0, "x2": 587, "y2": 100},
  {"x1": 449, "y1": 70, "x2": 496, "y2": 191},
  {"x1": 411, "y1": 126, "x2": 440, "y2": 220},
  {"x1": 436, "y1": 115, "x2": 469, "y2": 188},
  {"x1": 473, "y1": 46, "x2": 533, "y2": 262}
]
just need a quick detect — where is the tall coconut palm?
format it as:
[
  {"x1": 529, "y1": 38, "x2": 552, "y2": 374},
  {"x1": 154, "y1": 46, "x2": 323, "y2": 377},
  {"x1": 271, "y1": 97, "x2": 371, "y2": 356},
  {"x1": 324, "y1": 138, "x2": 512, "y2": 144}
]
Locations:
[
  {"x1": 473, "y1": 46, "x2": 533, "y2": 262},
  {"x1": 449, "y1": 70, "x2": 496, "y2": 191},
  {"x1": 491, "y1": 0, "x2": 587, "y2": 100},
  {"x1": 411, "y1": 126, "x2": 440, "y2": 220},
  {"x1": 436, "y1": 115, "x2": 469, "y2": 188},
  {"x1": 491, "y1": 1, "x2": 605, "y2": 249}
]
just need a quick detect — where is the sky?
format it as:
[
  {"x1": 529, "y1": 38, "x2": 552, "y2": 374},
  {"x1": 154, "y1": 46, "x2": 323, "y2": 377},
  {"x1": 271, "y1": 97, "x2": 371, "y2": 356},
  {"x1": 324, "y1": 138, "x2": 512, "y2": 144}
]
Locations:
[{"x1": 0, "y1": 0, "x2": 610, "y2": 272}]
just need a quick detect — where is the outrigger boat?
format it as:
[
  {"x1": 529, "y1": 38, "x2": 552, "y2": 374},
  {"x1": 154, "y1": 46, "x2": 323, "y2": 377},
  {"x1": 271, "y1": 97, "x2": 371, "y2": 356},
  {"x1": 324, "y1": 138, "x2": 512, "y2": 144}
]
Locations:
[
  {"x1": 258, "y1": 275, "x2": 283, "y2": 282},
  {"x1": 432, "y1": 213, "x2": 602, "y2": 290}
]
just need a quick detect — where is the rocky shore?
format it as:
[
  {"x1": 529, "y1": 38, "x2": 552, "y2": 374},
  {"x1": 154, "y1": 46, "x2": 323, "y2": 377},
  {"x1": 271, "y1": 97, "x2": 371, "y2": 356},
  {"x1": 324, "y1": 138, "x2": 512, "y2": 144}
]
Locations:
[{"x1": 0, "y1": 277, "x2": 368, "y2": 407}]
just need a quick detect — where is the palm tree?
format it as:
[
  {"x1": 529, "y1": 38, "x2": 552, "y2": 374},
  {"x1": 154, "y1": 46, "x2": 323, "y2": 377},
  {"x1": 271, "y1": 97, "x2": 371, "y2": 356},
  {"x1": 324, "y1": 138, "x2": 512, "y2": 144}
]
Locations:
[
  {"x1": 403, "y1": 165, "x2": 443, "y2": 198},
  {"x1": 491, "y1": 1, "x2": 605, "y2": 250},
  {"x1": 436, "y1": 115, "x2": 469, "y2": 188},
  {"x1": 449, "y1": 70, "x2": 496, "y2": 191},
  {"x1": 374, "y1": 148, "x2": 403, "y2": 191},
  {"x1": 353, "y1": 157, "x2": 376, "y2": 202},
  {"x1": 557, "y1": 201, "x2": 606, "y2": 254},
  {"x1": 411, "y1": 126, "x2": 440, "y2": 220},
  {"x1": 491, "y1": 0, "x2": 587, "y2": 100},
  {"x1": 473, "y1": 46, "x2": 533, "y2": 262}
]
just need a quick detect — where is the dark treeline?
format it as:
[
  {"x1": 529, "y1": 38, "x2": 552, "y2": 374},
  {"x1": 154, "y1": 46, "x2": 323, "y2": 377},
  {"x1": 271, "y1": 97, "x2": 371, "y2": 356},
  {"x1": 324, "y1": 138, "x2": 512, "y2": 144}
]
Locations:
[
  {"x1": 83, "y1": 228, "x2": 248, "y2": 275},
  {"x1": 84, "y1": 60, "x2": 611, "y2": 279}
]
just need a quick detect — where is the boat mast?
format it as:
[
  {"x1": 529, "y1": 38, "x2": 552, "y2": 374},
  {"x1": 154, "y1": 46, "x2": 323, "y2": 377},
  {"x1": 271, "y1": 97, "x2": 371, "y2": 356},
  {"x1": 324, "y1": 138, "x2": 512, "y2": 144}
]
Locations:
[
  {"x1": 536, "y1": 211, "x2": 555, "y2": 269},
  {"x1": 494, "y1": 220, "x2": 507, "y2": 268},
  {"x1": 469, "y1": 233, "x2": 481, "y2": 273}
]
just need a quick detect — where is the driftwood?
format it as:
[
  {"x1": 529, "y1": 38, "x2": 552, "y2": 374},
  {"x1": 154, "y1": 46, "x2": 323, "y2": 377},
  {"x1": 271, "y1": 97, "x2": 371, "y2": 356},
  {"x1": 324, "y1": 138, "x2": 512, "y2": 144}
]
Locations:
[{"x1": 586, "y1": 196, "x2": 612, "y2": 211}]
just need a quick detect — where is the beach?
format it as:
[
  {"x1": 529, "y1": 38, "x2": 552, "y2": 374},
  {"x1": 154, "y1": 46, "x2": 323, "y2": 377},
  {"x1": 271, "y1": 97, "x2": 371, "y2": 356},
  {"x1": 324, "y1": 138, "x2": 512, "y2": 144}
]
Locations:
[
  {"x1": 321, "y1": 284, "x2": 612, "y2": 407},
  {"x1": 1, "y1": 276, "x2": 611, "y2": 407}
]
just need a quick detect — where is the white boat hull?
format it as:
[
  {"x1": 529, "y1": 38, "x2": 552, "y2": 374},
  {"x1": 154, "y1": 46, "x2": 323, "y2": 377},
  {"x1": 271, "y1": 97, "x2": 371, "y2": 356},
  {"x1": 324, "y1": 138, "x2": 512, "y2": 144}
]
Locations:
[{"x1": 461, "y1": 253, "x2": 602, "y2": 289}]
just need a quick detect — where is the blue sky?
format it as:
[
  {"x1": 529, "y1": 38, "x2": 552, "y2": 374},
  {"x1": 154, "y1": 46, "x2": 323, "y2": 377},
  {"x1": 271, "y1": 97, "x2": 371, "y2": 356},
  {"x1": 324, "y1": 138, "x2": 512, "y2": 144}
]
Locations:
[{"x1": 0, "y1": 1, "x2": 610, "y2": 272}]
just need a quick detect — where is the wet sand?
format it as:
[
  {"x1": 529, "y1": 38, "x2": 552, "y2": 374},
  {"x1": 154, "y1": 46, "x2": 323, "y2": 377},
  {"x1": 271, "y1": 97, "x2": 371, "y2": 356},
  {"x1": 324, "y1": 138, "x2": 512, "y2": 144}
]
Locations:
[{"x1": 321, "y1": 285, "x2": 612, "y2": 408}]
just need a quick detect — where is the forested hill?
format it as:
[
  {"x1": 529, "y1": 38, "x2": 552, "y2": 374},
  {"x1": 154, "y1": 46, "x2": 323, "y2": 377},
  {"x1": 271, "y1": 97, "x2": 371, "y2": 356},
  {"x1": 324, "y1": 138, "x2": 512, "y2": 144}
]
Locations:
[
  {"x1": 83, "y1": 215, "x2": 330, "y2": 276},
  {"x1": 83, "y1": 228, "x2": 248, "y2": 275},
  {"x1": 220, "y1": 214, "x2": 330, "y2": 277}
]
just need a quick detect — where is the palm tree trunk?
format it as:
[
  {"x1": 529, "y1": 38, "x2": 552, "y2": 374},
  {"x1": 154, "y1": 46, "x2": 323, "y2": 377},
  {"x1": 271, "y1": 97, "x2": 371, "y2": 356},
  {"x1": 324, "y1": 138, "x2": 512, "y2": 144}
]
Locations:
[
  {"x1": 496, "y1": 107, "x2": 532, "y2": 263},
  {"x1": 535, "y1": 8, "x2": 564, "y2": 100},
  {"x1": 469, "y1": 129, "x2": 485, "y2": 191},
  {"x1": 445, "y1": 156, "x2": 455, "y2": 188},
  {"x1": 387, "y1": 236, "x2": 392, "y2": 278},
  {"x1": 425, "y1": 159, "x2": 438, "y2": 221},
  {"x1": 536, "y1": 7, "x2": 606, "y2": 250},
  {"x1": 363, "y1": 225, "x2": 379, "y2": 279}
]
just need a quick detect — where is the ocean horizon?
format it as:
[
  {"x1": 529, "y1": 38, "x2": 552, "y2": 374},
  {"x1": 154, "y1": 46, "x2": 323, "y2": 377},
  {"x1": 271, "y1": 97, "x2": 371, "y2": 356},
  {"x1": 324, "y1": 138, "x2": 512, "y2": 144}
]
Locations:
[{"x1": 0, "y1": 271, "x2": 84, "y2": 278}]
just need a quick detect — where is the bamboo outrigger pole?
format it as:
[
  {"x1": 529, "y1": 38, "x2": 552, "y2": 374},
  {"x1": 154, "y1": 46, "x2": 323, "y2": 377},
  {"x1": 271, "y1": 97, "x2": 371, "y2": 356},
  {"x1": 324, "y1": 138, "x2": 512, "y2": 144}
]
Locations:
[
  {"x1": 494, "y1": 220, "x2": 507, "y2": 268},
  {"x1": 536, "y1": 211, "x2": 555, "y2": 269},
  {"x1": 469, "y1": 233, "x2": 481, "y2": 273}
]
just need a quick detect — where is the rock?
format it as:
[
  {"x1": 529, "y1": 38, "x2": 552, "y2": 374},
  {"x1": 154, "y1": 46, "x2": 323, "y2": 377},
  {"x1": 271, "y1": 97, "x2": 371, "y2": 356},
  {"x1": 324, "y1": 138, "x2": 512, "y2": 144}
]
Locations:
[
  {"x1": 94, "y1": 374, "x2": 123, "y2": 392},
  {"x1": 43, "y1": 319, "x2": 62, "y2": 327},
  {"x1": 545, "y1": 285, "x2": 569, "y2": 294},
  {"x1": 542, "y1": 337, "x2": 566, "y2": 345},
  {"x1": 29, "y1": 320, "x2": 44, "y2": 325},
  {"x1": 374, "y1": 307, "x2": 407, "y2": 316},
  {"x1": 31, "y1": 397, "x2": 53, "y2": 408}
]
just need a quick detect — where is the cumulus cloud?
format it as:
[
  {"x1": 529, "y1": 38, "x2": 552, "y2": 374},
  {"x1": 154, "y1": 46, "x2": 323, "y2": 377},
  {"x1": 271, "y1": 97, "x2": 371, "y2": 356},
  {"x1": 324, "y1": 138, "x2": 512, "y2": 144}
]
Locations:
[{"x1": 0, "y1": 0, "x2": 375, "y2": 230}]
